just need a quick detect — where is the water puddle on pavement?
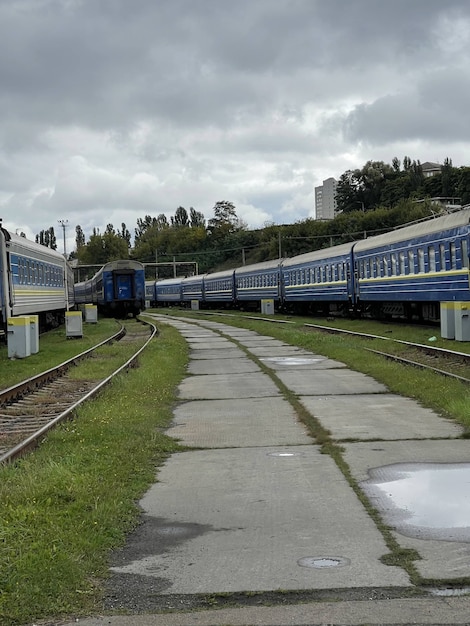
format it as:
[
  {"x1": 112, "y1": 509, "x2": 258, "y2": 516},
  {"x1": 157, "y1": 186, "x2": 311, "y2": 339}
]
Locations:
[{"x1": 361, "y1": 463, "x2": 470, "y2": 541}]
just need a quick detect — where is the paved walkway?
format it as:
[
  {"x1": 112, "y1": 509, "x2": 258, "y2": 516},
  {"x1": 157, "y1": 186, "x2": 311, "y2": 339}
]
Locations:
[{"x1": 62, "y1": 315, "x2": 470, "y2": 626}]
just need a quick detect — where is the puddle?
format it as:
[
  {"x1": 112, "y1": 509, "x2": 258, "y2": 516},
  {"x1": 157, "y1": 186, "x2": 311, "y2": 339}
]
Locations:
[
  {"x1": 260, "y1": 357, "x2": 323, "y2": 366},
  {"x1": 361, "y1": 463, "x2": 470, "y2": 541},
  {"x1": 428, "y1": 587, "x2": 470, "y2": 597}
]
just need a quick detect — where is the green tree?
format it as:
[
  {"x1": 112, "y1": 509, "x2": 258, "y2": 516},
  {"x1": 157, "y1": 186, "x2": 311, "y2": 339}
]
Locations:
[
  {"x1": 207, "y1": 201, "x2": 243, "y2": 236},
  {"x1": 75, "y1": 225, "x2": 86, "y2": 250},
  {"x1": 190, "y1": 207, "x2": 205, "y2": 228},
  {"x1": 171, "y1": 206, "x2": 189, "y2": 227},
  {"x1": 35, "y1": 226, "x2": 57, "y2": 249}
]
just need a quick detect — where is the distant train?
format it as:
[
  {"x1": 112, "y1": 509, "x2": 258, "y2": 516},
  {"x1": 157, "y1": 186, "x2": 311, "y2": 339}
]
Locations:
[
  {"x1": 74, "y1": 260, "x2": 146, "y2": 317},
  {"x1": 147, "y1": 208, "x2": 470, "y2": 322},
  {"x1": 0, "y1": 221, "x2": 74, "y2": 335}
]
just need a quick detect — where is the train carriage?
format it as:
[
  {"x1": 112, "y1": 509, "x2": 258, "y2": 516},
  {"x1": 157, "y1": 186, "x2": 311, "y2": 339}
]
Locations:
[
  {"x1": 154, "y1": 277, "x2": 183, "y2": 306},
  {"x1": 353, "y1": 208, "x2": 470, "y2": 320},
  {"x1": 202, "y1": 269, "x2": 236, "y2": 305},
  {"x1": 181, "y1": 274, "x2": 205, "y2": 304},
  {"x1": 234, "y1": 259, "x2": 282, "y2": 309},
  {"x1": 281, "y1": 242, "x2": 355, "y2": 315},
  {"x1": 1, "y1": 223, "x2": 73, "y2": 333},
  {"x1": 74, "y1": 260, "x2": 145, "y2": 316}
]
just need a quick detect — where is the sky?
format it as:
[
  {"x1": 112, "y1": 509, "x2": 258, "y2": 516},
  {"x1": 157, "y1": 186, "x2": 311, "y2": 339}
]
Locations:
[{"x1": 1, "y1": 0, "x2": 470, "y2": 255}]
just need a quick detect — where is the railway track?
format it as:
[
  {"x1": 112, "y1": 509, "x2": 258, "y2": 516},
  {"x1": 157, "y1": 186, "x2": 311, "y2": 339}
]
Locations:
[
  {"x1": 303, "y1": 322, "x2": 470, "y2": 384},
  {"x1": 0, "y1": 319, "x2": 157, "y2": 464},
  {"x1": 167, "y1": 310, "x2": 470, "y2": 383}
]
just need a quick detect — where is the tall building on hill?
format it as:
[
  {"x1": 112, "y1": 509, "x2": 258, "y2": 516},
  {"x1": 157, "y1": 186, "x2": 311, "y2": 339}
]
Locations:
[{"x1": 315, "y1": 177, "x2": 337, "y2": 220}]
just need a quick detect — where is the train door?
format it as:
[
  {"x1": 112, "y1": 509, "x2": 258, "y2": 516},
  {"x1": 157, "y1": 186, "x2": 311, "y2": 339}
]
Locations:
[
  {"x1": 114, "y1": 272, "x2": 133, "y2": 301},
  {"x1": 348, "y1": 246, "x2": 359, "y2": 309}
]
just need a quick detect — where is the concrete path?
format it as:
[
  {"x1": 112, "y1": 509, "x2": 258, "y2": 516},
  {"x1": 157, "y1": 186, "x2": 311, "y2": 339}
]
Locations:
[{"x1": 63, "y1": 314, "x2": 470, "y2": 626}]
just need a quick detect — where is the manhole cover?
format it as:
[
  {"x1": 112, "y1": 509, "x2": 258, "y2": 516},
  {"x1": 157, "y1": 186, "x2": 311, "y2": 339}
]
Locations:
[{"x1": 298, "y1": 556, "x2": 350, "y2": 569}]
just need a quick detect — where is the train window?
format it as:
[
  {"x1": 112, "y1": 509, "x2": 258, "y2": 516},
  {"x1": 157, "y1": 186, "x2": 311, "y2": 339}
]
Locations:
[
  {"x1": 408, "y1": 250, "x2": 415, "y2": 274},
  {"x1": 399, "y1": 252, "x2": 405, "y2": 275},
  {"x1": 428, "y1": 247, "x2": 436, "y2": 272},
  {"x1": 462, "y1": 240, "x2": 469, "y2": 268},
  {"x1": 391, "y1": 253, "x2": 397, "y2": 276},
  {"x1": 383, "y1": 256, "x2": 389, "y2": 276},
  {"x1": 439, "y1": 244, "x2": 446, "y2": 271},
  {"x1": 418, "y1": 249, "x2": 424, "y2": 273},
  {"x1": 450, "y1": 242, "x2": 457, "y2": 269}
]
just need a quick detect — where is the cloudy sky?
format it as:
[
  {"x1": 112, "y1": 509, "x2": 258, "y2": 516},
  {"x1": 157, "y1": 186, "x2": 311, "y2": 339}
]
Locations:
[{"x1": 1, "y1": 0, "x2": 470, "y2": 253}]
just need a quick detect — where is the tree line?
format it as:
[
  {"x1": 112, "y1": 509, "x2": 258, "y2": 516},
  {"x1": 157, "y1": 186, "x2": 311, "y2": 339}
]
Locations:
[
  {"x1": 35, "y1": 157, "x2": 468, "y2": 276},
  {"x1": 335, "y1": 157, "x2": 470, "y2": 213}
]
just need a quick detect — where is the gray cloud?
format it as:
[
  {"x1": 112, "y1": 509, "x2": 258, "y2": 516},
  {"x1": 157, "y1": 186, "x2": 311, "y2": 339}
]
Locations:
[{"x1": 1, "y1": 0, "x2": 470, "y2": 247}]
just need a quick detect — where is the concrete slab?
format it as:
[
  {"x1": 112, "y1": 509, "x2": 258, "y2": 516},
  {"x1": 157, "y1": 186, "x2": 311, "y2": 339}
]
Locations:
[
  {"x1": 260, "y1": 355, "x2": 347, "y2": 370},
  {"x1": 275, "y1": 369, "x2": 388, "y2": 395},
  {"x1": 169, "y1": 397, "x2": 311, "y2": 447},
  {"x1": 299, "y1": 394, "x2": 462, "y2": 440},
  {"x1": 187, "y1": 357, "x2": 260, "y2": 375},
  {"x1": 58, "y1": 596, "x2": 470, "y2": 626},
  {"x1": 186, "y1": 339, "x2": 234, "y2": 349},
  {"x1": 343, "y1": 440, "x2": 470, "y2": 581},
  {"x1": 178, "y1": 372, "x2": 280, "y2": 399},
  {"x1": 189, "y1": 348, "x2": 246, "y2": 360},
  {"x1": 109, "y1": 446, "x2": 410, "y2": 594}
]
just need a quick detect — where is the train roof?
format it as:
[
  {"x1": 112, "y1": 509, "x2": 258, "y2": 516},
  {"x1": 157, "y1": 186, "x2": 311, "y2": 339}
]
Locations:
[
  {"x1": 204, "y1": 268, "x2": 236, "y2": 280},
  {"x1": 281, "y1": 241, "x2": 354, "y2": 268},
  {"x1": 235, "y1": 259, "x2": 283, "y2": 275},
  {"x1": 3, "y1": 228, "x2": 68, "y2": 263},
  {"x1": 181, "y1": 274, "x2": 205, "y2": 284},
  {"x1": 101, "y1": 260, "x2": 145, "y2": 271},
  {"x1": 155, "y1": 277, "x2": 183, "y2": 286},
  {"x1": 354, "y1": 207, "x2": 470, "y2": 253}
]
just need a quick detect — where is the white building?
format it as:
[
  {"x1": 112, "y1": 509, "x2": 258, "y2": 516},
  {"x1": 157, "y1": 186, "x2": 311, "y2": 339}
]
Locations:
[{"x1": 315, "y1": 177, "x2": 337, "y2": 220}]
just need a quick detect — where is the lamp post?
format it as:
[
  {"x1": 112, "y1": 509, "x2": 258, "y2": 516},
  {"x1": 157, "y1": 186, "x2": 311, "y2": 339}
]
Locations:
[{"x1": 58, "y1": 219, "x2": 68, "y2": 256}]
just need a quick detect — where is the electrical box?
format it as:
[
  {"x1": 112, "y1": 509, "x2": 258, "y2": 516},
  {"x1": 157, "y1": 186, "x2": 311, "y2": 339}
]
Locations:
[
  {"x1": 7, "y1": 316, "x2": 31, "y2": 359},
  {"x1": 261, "y1": 299, "x2": 275, "y2": 315},
  {"x1": 455, "y1": 302, "x2": 470, "y2": 342},
  {"x1": 29, "y1": 314, "x2": 39, "y2": 354},
  {"x1": 84, "y1": 304, "x2": 98, "y2": 323},
  {"x1": 66, "y1": 311, "x2": 83, "y2": 338},
  {"x1": 440, "y1": 301, "x2": 455, "y2": 340}
]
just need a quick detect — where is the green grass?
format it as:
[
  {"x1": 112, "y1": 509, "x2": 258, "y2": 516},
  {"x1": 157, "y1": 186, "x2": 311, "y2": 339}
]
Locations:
[
  {"x1": 0, "y1": 318, "x2": 121, "y2": 390},
  {"x1": 1, "y1": 309, "x2": 469, "y2": 624},
  {"x1": 0, "y1": 322, "x2": 188, "y2": 625}
]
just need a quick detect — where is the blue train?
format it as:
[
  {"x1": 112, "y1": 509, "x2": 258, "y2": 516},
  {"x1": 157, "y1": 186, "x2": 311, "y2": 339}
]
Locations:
[
  {"x1": 148, "y1": 208, "x2": 470, "y2": 322},
  {"x1": 74, "y1": 260, "x2": 146, "y2": 317},
  {"x1": 0, "y1": 221, "x2": 74, "y2": 335}
]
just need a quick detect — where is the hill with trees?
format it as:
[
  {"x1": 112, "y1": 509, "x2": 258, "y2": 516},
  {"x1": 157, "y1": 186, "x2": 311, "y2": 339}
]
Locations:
[{"x1": 37, "y1": 157, "x2": 469, "y2": 279}]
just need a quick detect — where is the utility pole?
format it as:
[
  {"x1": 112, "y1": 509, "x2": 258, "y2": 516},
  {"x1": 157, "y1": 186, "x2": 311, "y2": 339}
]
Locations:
[{"x1": 58, "y1": 219, "x2": 68, "y2": 256}]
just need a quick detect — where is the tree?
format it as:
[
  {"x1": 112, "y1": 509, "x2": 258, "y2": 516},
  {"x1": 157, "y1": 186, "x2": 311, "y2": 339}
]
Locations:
[
  {"x1": 190, "y1": 207, "x2": 205, "y2": 228},
  {"x1": 207, "y1": 201, "x2": 242, "y2": 236},
  {"x1": 335, "y1": 170, "x2": 361, "y2": 213},
  {"x1": 120, "y1": 222, "x2": 131, "y2": 248},
  {"x1": 171, "y1": 206, "x2": 189, "y2": 227},
  {"x1": 35, "y1": 226, "x2": 57, "y2": 249},
  {"x1": 75, "y1": 225, "x2": 86, "y2": 250}
]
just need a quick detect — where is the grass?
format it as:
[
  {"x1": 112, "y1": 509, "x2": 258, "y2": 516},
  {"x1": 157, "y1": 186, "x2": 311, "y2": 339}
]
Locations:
[
  {"x1": 1, "y1": 309, "x2": 469, "y2": 624},
  {"x1": 0, "y1": 318, "x2": 121, "y2": 390},
  {"x1": 0, "y1": 321, "x2": 188, "y2": 626}
]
